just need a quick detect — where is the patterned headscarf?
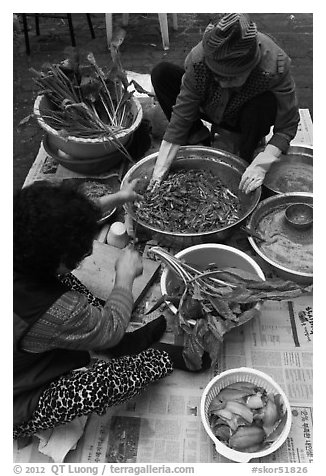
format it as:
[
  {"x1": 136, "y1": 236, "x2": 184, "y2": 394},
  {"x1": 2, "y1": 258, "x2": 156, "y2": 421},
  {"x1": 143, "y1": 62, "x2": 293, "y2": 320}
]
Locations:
[{"x1": 202, "y1": 13, "x2": 261, "y2": 77}]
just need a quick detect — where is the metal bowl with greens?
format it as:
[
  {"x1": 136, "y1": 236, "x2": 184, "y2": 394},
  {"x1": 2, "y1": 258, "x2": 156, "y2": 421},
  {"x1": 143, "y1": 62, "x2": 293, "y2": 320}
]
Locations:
[{"x1": 121, "y1": 146, "x2": 262, "y2": 248}]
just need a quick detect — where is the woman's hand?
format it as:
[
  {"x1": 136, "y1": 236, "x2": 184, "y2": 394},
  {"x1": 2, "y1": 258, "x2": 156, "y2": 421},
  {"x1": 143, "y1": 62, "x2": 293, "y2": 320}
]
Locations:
[
  {"x1": 114, "y1": 247, "x2": 143, "y2": 290},
  {"x1": 239, "y1": 145, "x2": 282, "y2": 194},
  {"x1": 239, "y1": 157, "x2": 267, "y2": 194},
  {"x1": 97, "y1": 178, "x2": 142, "y2": 212},
  {"x1": 148, "y1": 141, "x2": 180, "y2": 191},
  {"x1": 119, "y1": 178, "x2": 142, "y2": 203}
]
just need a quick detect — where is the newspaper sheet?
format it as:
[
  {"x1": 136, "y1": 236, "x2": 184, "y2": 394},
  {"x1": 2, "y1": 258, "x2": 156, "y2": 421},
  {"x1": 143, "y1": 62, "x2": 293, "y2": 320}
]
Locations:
[{"x1": 64, "y1": 294, "x2": 313, "y2": 464}]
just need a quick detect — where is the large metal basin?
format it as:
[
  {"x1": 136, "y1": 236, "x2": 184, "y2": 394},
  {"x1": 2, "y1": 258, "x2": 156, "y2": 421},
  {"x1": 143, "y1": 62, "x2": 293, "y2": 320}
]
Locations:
[
  {"x1": 121, "y1": 146, "x2": 261, "y2": 248},
  {"x1": 246, "y1": 192, "x2": 313, "y2": 283}
]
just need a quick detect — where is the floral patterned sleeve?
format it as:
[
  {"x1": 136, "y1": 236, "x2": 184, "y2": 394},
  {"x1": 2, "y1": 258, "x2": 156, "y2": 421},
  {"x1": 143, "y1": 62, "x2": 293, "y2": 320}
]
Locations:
[{"x1": 21, "y1": 286, "x2": 134, "y2": 353}]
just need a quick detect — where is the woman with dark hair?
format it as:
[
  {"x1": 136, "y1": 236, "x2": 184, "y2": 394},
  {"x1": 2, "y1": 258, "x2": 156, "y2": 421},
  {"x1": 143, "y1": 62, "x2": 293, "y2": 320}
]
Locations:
[{"x1": 13, "y1": 180, "x2": 209, "y2": 440}]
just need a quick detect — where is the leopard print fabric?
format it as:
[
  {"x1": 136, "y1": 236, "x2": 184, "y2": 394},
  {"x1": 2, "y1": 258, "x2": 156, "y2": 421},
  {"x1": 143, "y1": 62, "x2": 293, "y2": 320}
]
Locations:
[
  {"x1": 14, "y1": 349, "x2": 173, "y2": 439},
  {"x1": 57, "y1": 272, "x2": 105, "y2": 308}
]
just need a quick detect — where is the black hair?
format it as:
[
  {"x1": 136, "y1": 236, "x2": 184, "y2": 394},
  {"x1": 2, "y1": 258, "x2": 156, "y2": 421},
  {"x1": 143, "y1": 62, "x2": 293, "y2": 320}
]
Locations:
[{"x1": 13, "y1": 180, "x2": 102, "y2": 278}]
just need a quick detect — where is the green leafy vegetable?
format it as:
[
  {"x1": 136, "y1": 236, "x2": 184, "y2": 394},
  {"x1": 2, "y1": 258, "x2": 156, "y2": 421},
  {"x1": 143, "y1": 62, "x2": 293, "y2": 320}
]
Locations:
[
  {"x1": 134, "y1": 169, "x2": 240, "y2": 233},
  {"x1": 31, "y1": 48, "x2": 137, "y2": 163},
  {"x1": 150, "y1": 247, "x2": 313, "y2": 370}
]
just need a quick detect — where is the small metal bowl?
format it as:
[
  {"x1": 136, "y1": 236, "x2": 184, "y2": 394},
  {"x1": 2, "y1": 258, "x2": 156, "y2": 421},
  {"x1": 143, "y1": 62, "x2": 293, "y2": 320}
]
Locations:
[
  {"x1": 285, "y1": 203, "x2": 313, "y2": 230},
  {"x1": 61, "y1": 176, "x2": 120, "y2": 225}
]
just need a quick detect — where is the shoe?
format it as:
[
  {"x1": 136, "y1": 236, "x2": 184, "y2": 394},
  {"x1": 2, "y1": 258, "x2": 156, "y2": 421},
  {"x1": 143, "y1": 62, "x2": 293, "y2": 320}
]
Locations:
[
  {"x1": 105, "y1": 315, "x2": 167, "y2": 357},
  {"x1": 152, "y1": 342, "x2": 211, "y2": 372}
]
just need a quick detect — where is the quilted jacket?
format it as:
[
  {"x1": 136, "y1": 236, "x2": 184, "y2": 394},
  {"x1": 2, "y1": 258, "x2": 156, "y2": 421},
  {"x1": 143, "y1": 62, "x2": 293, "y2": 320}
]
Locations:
[{"x1": 163, "y1": 32, "x2": 300, "y2": 152}]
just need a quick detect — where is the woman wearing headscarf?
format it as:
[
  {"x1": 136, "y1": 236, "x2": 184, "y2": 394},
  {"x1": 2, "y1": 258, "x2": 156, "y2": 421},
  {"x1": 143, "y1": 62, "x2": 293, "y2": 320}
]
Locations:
[{"x1": 150, "y1": 13, "x2": 299, "y2": 194}]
